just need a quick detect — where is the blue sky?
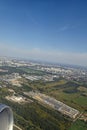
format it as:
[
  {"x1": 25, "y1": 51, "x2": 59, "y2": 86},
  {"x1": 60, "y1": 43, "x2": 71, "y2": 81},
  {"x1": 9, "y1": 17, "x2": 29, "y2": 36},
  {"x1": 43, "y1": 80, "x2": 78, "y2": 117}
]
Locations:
[{"x1": 0, "y1": 0, "x2": 87, "y2": 65}]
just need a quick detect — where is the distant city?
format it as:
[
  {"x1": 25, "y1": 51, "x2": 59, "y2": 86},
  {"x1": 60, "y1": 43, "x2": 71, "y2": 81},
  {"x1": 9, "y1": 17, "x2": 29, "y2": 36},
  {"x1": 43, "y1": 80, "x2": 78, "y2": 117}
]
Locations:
[{"x1": 0, "y1": 56, "x2": 87, "y2": 84}]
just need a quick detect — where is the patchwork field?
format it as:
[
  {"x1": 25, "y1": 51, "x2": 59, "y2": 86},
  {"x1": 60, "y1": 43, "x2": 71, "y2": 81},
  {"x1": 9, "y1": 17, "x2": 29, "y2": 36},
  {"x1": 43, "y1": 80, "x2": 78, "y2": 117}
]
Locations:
[{"x1": 0, "y1": 66, "x2": 87, "y2": 130}]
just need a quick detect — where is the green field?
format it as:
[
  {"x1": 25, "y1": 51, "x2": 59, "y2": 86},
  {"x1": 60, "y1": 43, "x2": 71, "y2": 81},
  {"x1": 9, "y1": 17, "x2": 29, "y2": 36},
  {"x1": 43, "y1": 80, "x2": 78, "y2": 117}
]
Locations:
[
  {"x1": 25, "y1": 79, "x2": 87, "y2": 111},
  {"x1": 69, "y1": 120, "x2": 87, "y2": 130},
  {"x1": 0, "y1": 87, "x2": 71, "y2": 130},
  {"x1": 10, "y1": 78, "x2": 87, "y2": 130},
  {"x1": 19, "y1": 67, "x2": 46, "y2": 75},
  {"x1": 0, "y1": 67, "x2": 87, "y2": 130},
  {"x1": 14, "y1": 126, "x2": 20, "y2": 130}
]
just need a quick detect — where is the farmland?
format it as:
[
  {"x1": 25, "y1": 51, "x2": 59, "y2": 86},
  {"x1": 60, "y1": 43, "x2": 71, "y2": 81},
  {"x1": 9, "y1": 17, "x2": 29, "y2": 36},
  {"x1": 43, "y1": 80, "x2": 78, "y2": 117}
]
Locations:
[{"x1": 0, "y1": 66, "x2": 87, "y2": 130}]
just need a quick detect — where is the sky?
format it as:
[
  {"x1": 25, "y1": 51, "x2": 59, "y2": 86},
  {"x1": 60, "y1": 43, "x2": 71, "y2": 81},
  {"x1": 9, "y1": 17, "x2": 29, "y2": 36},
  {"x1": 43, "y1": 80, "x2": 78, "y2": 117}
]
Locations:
[{"x1": 0, "y1": 0, "x2": 87, "y2": 66}]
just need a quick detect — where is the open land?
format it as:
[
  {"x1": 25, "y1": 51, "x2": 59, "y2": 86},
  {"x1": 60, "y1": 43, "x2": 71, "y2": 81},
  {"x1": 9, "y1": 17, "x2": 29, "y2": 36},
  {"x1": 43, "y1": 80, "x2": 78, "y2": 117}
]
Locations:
[
  {"x1": 24, "y1": 91, "x2": 79, "y2": 119},
  {"x1": 0, "y1": 58, "x2": 87, "y2": 130}
]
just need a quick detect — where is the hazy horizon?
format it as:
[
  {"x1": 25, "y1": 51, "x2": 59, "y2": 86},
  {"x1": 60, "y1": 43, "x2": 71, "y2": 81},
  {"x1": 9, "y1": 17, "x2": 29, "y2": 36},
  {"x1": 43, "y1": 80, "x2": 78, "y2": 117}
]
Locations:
[{"x1": 0, "y1": 0, "x2": 87, "y2": 66}]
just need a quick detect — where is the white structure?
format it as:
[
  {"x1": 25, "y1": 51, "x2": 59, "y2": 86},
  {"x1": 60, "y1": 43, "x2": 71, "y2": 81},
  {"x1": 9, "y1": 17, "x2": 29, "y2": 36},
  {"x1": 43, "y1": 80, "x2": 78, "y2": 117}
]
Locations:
[
  {"x1": 26, "y1": 91, "x2": 80, "y2": 119},
  {"x1": 0, "y1": 104, "x2": 13, "y2": 130}
]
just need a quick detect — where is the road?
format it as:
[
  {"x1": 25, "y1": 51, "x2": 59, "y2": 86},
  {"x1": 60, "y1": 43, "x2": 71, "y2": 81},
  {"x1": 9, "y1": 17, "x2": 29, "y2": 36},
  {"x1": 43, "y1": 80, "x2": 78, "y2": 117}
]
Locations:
[{"x1": 14, "y1": 124, "x2": 22, "y2": 130}]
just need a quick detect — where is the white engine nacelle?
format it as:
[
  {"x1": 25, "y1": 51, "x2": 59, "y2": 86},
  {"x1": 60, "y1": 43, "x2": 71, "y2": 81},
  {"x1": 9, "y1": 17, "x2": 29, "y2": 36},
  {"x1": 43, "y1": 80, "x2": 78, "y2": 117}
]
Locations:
[{"x1": 0, "y1": 104, "x2": 13, "y2": 130}]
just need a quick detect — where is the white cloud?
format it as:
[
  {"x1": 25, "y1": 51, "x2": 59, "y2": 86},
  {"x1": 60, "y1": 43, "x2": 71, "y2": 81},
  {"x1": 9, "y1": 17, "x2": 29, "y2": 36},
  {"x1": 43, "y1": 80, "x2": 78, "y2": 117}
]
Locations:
[
  {"x1": 58, "y1": 25, "x2": 70, "y2": 32},
  {"x1": 60, "y1": 26, "x2": 69, "y2": 31},
  {"x1": 58, "y1": 24, "x2": 76, "y2": 32}
]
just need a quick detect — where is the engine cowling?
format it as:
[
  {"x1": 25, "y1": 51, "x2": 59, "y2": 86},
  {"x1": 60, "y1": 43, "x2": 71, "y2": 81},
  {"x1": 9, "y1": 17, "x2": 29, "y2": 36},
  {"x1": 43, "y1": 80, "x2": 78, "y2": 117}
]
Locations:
[{"x1": 0, "y1": 104, "x2": 13, "y2": 130}]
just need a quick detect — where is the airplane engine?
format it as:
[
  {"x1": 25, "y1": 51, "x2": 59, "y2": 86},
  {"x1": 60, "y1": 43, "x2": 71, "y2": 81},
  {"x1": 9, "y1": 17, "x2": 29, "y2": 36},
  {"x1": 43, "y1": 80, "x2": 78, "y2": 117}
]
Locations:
[{"x1": 0, "y1": 104, "x2": 13, "y2": 130}]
